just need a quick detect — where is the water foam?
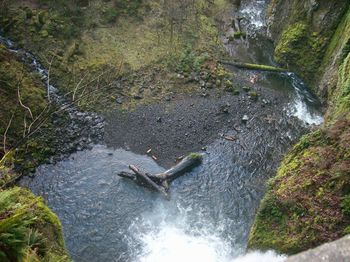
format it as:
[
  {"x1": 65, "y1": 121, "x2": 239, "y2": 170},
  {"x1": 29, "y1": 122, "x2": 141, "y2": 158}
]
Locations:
[
  {"x1": 287, "y1": 73, "x2": 324, "y2": 126},
  {"x1": 290, "y1": 98, "x2": 324, "y2": 126},
  {"x1": 240, "y1": 0, "x2": 267, "y2": 30},
  {"x1": 132, "y1": 204, "x2": 285, "y2": 262},
  {"x1": 135, "y1": 224, "x2": 286, "y2": 262}
]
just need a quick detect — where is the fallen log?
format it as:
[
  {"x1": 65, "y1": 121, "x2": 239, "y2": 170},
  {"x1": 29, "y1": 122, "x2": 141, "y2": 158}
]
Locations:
[
  {"x1": 129, "y1": 165, "x2": 169, "y2": 198},
  {"x1": 117, "y1": 153, "x2": 203, "y2": 198},
  {"x1": 219, "y1": 60, "x2": 289, "y2": 73},
  {"x1": 150, "y1": 153, "x2": 203, "y2": 182}
]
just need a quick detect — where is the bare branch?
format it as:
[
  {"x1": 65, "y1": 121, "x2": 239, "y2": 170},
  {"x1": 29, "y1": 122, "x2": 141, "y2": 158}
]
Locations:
[
  {"x1": 17, "y1": 83, "x2": 34, "y2": 119},
  {"x1": 3, "y1": 112, "x2": 14, "y2": 154}
]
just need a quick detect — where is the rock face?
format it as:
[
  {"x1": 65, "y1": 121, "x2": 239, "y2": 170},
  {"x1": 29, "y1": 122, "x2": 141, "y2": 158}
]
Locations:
[
  {"x1": 248, "y1": 3, "x2": 350, "y2": 256},
  {"x1": 267, "y1": 0, "x2": 349, "y2": 99},
  {"x1": 286, "y1": 235, "x2": 350, "y2": 262}
]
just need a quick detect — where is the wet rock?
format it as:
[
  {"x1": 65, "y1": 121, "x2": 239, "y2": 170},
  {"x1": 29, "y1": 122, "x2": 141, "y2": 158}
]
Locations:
[
  {"x1": 156, "y1": 117, "x2": 162, "y2": 123},
  {"x1": 286, "y1": 235, "x2": 350, "y2": 262},
  {"x1": 242, "y1": 86, "x2": 250, "y2": 92},
  {"x1": 188, "y1": 72, "x2": 200, "y2": 82},
  {"x1": 176, "y1": 73, "x2": 185, "y2": 79},
  {"x1": 220, "y1": 102, "x2": 231, "y2": 114},
  {"x1": 205, "y1": 82, "x2": 213, "y2": 89},
  {"x1": 262, "y1": 98, "x2": 269, "y2": 105},
  {"x1": 248, "y1": 91, "x2": 259, "y2": 101},
  {"x1": 242, "y1": 115, "x2": 249, "y2": 122},
  {"x1": 165, "y1": 95, "x2": 171, "y2": 101},
  {"x1": 232, "y1": 89, "x2": 240, "y2": 95},
  {"x1": 133, "y1": 94, "x2": 143, "y2": 100}
]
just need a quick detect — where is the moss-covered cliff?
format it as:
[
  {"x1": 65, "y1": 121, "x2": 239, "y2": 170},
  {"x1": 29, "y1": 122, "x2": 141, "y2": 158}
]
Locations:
[
  {"x1": 248, "y1": 3, "x2": 350, "y2": 255},
  {"x1": 267, "y1": 0, "x2": 349, "y2": 99}
]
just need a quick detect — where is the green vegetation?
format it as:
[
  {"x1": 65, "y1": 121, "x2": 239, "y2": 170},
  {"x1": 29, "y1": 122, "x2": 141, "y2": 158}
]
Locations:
[
  {"x1": 274, "y1": 22, "x2": 326, "y2": 85},
  {"x1": 249, "y1": 124, "x2": 350, "y2": 254},
  {"x1": 0, "y1": 44, "x2": 47, "y2": 153},
  {"x1": 0, "y1": 2, "x2": 231, "y2": 259},
  {"x1": 228, "y1": 31, "x2": 246, "y2": 41},
  {"x1": 0, "y1": 185, "x2": 70, "y2": 261},
  {"x1": 0, "y1": 42, "x2": 59, "y2": 175},
  {"x1": 270, "y1": 0, "x2": 349, "y2": 92},
  {"x1": 0, "y1": 0, "x2": 230, "y2": 111},
  {"x1": 188, "y1": 152, "x2": 203, "y2": 161},
  {"x1": 249, "y1": 5, "x2": 350, "y2": 255}
]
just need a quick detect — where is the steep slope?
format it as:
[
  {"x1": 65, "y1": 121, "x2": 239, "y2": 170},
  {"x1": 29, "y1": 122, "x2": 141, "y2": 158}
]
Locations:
[{"x1": 248, "y1": 4, "x2": 350, "y2": 254}]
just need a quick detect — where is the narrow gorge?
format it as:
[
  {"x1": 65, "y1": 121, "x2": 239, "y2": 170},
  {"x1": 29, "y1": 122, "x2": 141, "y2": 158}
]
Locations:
[{"x1": 0, "y1": 0, "x2": 349, "y2": 261}]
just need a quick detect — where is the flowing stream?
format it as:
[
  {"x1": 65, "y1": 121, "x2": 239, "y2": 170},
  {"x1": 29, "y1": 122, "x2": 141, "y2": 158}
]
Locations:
[{"x1": 7, "y1": 0, "x2": 325, "y2": 261}]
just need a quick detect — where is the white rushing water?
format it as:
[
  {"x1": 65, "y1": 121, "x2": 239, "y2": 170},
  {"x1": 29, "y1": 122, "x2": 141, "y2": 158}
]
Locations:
[
  {"x1": 287, "y1": 73, "x2": 324, "y2": 126},
  {"x1": 135, "y1": 222, "x2": 286, "y2": 262},
  {"x1": 289, "y1": 99, "x2": 324, "y2": 126},
  {"x1": 240, "y1": 0, "x2": 267, "y2": 30},
  {"x1": 130, "y1": 204, "x2": 286, "y2": 262}
]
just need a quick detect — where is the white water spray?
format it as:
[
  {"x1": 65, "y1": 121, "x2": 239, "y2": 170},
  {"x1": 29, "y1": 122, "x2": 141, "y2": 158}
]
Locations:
[
  {"x1": 131, "y1": 204, "x2": 286, "y2": 262},
  {"x1": 286, "y1": 73, "x2": 324, "y2": 125},
  {"x1": 135, "y1": 224, "x2": 286, "y2": 262},
  {"x1": 240, "y1": 0, "x2": 267, "y2": 30}
]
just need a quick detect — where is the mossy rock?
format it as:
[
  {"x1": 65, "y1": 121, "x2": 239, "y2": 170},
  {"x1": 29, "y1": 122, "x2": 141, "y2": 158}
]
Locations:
[
  {"x1": 0, "y1": 187, "x2": 71, "y2": 261},
  {"x1": 188, "y1": 152, "x2": 203, "y2": 161},
  {"x1": 248, "y1": 91, "x2": 258, "y2": 101}
]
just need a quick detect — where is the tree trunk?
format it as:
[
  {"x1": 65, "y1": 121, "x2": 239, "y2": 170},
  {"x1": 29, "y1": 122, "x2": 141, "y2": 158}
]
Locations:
[
  {"x1": 116, "y1": 153, "x2": 203, "y2": 199},
  {"x1": 220, "y1": 60, "x2": 289, "y2": 73}
]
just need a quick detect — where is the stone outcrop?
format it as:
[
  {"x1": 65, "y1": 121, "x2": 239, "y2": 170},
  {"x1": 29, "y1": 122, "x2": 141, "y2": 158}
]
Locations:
[{"x1": 286, "y1": 235, "x2": 350, "y2": 262}]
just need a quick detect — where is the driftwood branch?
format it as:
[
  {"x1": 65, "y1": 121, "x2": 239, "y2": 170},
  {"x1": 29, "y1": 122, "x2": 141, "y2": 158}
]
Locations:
[
  {"x1": 220, "y1": 60, "x2": 289, "y2": 73},
  {"x1": 117, "y1": 153, "x2": 203, "y2": 199}
]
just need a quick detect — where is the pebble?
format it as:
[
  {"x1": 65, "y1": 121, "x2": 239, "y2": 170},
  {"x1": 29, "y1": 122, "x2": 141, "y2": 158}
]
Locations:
[{"x1": 133, "y1": 94, "x2": 143, "y2": 100}]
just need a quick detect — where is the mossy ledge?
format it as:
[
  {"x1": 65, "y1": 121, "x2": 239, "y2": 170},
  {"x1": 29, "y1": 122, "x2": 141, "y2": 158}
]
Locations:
[
  {"x1": 0, "y1": 185, "x2": 71, "y2": 261},
  {"x1": 248, "y1": 5, "x2": 350, "y2": 255}
]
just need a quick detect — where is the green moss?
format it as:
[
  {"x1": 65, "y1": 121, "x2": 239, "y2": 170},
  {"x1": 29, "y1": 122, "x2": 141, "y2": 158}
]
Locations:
[
  {"x1": 270, "y1": 0, "x2": 349, "y2": 91},
  {"x1": 249, "y1": 51, "x2": 350, "y2": 254},
  {"x1": 228, "y1": 31, "x2": 246, "y2": 41},
  {"x1": 188, "y1": 152, "x2": 203, "y2": 160},
  {"x1": 341, "y1": 195, "x2": 350, "y2": 216},
  {"x1": 274, "y1": 22, "x2": 327, "y2": 85},
  {"x1": 248, "y1": 91, "x2": 258, "y2": 101},
  {"x1": 344, "y1": 226, "x2": 350, "y2": 234},
  {"x1": 249, "y1": 119, "x2": 350, "y2": 254},
  {"x1": 0, "y1": 187, "x2": 71, "y2": 261}
]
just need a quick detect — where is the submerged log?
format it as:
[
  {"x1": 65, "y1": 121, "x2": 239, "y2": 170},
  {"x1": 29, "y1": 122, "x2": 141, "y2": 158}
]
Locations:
[
  {"x1": 116, "y1": 153, "x2": 203, "y2": 198},
  {"x1": 219, "y1": 60, "x2": 289, "y2": 73},
  {"x1": 129, "y1": 165, "x2": 169, "y2": 198}
]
